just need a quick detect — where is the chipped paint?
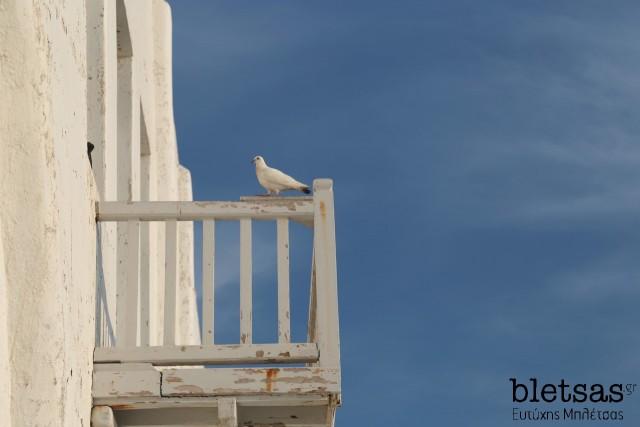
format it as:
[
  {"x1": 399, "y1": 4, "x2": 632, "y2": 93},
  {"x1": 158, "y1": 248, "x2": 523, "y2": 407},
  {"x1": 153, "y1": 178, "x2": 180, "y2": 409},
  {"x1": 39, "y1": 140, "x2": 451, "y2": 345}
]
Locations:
[{"x1": 173, "y1": 385, "x2": 205, "y2": 395}]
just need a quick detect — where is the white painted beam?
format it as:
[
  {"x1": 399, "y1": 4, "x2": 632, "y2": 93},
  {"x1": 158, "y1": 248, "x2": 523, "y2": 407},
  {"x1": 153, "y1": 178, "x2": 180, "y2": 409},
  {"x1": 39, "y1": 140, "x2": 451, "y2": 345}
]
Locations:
[
  {"x1": 93, "y1": 394, "x2": 331, "y2": 409},
  {"x1": 162, "y1": 367, "x2": 340, "y2": 396},
  {"x1": 93, "y1": 343, "x2": 319, "y2": 365},
  {"x1": 93, "y1": 363, "x2": 160, "y2": 399}
]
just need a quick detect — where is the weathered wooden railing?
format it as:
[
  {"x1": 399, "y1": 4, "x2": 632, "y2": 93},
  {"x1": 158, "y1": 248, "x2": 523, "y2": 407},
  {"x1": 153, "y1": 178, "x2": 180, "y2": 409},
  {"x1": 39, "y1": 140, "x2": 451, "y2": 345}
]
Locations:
[{"x1": 93, "y1": 179, "x2": 340, "y2": 402}]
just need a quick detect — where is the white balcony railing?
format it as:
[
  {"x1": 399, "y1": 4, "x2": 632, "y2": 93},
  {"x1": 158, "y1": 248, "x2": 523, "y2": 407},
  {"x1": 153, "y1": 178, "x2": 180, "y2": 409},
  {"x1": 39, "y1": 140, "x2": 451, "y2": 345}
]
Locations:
[{"x1": 93, "y1": 179, "x2": 340, "y2": 403}]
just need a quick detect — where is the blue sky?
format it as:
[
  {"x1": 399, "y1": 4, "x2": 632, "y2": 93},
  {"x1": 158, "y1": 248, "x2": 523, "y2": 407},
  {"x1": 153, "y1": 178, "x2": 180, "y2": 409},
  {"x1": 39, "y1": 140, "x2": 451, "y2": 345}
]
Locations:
[{"x1": 168, "y1": 1, "x2": 640, "y2": 425}]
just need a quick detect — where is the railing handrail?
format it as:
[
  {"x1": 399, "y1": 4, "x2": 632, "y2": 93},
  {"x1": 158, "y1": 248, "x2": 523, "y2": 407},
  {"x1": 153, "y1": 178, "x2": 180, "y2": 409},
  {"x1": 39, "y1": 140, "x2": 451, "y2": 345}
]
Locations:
[{"x1": 95, "y1": 198, "x2": 313, "y2": 222}]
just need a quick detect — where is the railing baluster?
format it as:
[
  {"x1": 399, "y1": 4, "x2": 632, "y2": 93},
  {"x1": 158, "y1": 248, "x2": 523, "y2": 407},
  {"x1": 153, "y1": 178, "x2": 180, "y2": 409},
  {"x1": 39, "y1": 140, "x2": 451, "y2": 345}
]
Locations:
[
  {"x1": 240, "y1": 219, "x2": 252, "y2": 344},
  {"x1": 277, "y1": 218, "x2": 291, "y2": 343},
  {"x1": 164, "y1": 219, "x2": 177, "y2": 345},
  {"x1": 116, "y1": 222, "x2": 126, "y2": 347},
  {"x1": 202, "y1": 220, "x2": 215, "y2": 344},
  {"x1": 125, "y1": 220, "x2": 140, "y2": 347},
  {"x1": 139, "y1": 221, "x2": 150, "y2": 346}
]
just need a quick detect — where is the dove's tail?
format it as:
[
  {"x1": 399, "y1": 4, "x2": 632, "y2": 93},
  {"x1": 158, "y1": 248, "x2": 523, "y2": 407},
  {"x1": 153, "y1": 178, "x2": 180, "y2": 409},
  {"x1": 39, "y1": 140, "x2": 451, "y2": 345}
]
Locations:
[{"x1": 300, "y1": 185, "x2": 311, "y2": 194}]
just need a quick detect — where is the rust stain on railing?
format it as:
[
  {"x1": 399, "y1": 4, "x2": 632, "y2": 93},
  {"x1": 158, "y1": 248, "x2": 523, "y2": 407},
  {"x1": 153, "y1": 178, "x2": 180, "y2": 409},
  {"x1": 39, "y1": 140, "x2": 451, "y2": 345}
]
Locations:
[{"x1": 265, "y1": 368, "x2": 279, "y2": 393}]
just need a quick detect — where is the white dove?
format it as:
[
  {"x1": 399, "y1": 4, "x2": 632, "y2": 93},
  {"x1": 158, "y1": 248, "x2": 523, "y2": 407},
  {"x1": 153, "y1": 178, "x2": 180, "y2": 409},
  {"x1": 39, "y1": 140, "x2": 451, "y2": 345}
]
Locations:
[{"x1": 251, "y1": 155, "x2": 311, "y2": 195}]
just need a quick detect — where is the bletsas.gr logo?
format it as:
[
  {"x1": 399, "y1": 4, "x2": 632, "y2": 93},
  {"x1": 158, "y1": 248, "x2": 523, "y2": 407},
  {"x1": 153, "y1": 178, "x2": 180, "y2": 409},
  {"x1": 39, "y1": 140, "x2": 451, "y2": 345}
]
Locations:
[{"x1": 510, "y1": 378, "x2": 624, "y2": 404}]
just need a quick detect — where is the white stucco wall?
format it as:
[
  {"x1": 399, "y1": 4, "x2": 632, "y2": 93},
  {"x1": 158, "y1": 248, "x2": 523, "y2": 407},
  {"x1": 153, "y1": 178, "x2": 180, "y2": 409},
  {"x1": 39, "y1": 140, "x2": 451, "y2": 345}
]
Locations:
[
  {"x1": 0, "y1": 1, "x2": 97, "y2": 424},
  {"x1": 0, "y1": 224, "x2": 11, "y2": 425},
  {"x1": 1, "y1": 0, "x2": 199, "y2": 424}
]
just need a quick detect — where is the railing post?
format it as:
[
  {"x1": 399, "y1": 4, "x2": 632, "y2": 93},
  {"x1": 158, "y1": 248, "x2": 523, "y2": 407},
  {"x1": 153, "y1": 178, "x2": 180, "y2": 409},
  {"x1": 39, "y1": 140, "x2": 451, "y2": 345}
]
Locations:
[{"x1": 312, "y1": 179, "x2": 341, "y2": 374}]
